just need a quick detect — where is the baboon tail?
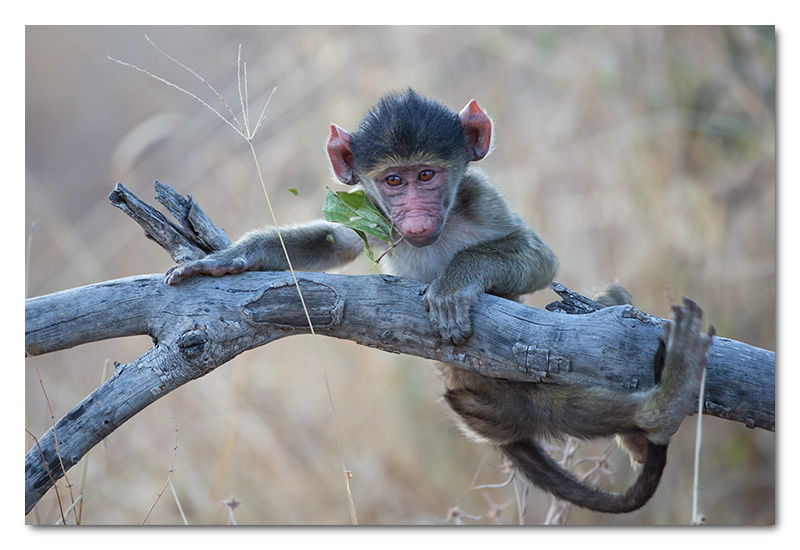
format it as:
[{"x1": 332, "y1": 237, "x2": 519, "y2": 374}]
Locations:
[{"x1": 500, "y1": 438, "x2": 667, "y2": 514}]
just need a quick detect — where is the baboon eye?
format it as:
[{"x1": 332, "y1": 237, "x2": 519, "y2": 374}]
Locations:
[
  {"x1": 385, "y1": 175, "x2": 402, "y2": 186},
  {"x1": 419, "y1": 170, "x2": 435, "y2": 182}
]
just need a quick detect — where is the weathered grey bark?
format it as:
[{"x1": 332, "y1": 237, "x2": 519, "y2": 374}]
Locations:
[
  {"x1": 108, "y1": 181, "x2": 231, "y2": 264},
  {"x1": 24, "y1": 182, "x2": 775, "y2": 515}
]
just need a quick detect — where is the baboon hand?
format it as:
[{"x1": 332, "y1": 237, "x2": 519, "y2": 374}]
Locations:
[
  {"x1": 164, "y1": 256, "x2": 249, "y2": 285},
  {"x1": 650, "y1": 297, "x2": 715, "y2": 441},
  {"x1": 422, "y1": 280, "x2": 481, "y2": 346},
  {"x1": 665, "y1": 298, "x2": 715, "y2": 385}
]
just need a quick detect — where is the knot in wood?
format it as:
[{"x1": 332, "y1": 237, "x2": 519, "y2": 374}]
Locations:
[{"x1": 178, "y1": 328, "x2": 208, "y2": 359}]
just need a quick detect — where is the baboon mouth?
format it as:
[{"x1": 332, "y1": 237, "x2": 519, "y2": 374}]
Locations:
[{"x1": 403, "y1": 233, "x2": 441, "y2": 248}]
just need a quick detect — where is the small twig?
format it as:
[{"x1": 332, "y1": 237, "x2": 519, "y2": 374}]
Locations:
[
  {"x1": 471, "y1": 452, "x2": 518, "y2": 490},
  {"x1": 480, "y1": 491, "x2": 513, "y2": 525},
  {"x1": 513, "y1": 477, "x2": 529, "y2": 525},
  {"x1": 573, "y1": 440, "x2": 617, "y2": 483},
  {"x1": 74, "y1": 359, "x2": 110, "y2": 525},
  {"x1": 471, "y1": 472, "x2": 516, "y2": 491},
  {"x1": 26, "y1": 429, "x2": 65, "y2": 524},
  {"x1": 470, "y1": 454, "x2": 527, "y2": 524},
  {"x1": 28, "y1": 356, "x2": 76, "y2": 521},
  {"x1": 141, "y1": 418, "x2": 180, "y2": 525},
  {"x1": 438, "y1": 505, "x2": 482, "y2": 525},
  {"x1": 544, "y1": 437, "x2": 580, "y2": 524},
  {"x1": 222, "y1": 495, "x2": 241, "y2": 525},
  {"x1": 469, "y1": 447, "x2": 491, "y2": 487}
]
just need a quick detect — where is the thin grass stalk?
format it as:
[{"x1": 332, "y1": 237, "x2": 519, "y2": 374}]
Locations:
[
  {"x1": 113, "y1": 37, "x2": 357, "y2": 524},
  {"x1": 247, "y1": 141, "x2": 358, "y2": 524},
  {"x1": 141, "y1": 419, "x2": 180, "y2": 525},
  {"x1": 691, "y1": 367, "x2": 708, "y2": 524}
]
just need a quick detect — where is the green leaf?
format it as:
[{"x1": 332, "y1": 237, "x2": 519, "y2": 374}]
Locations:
[
  {"x1": 322, "y1": 188, "x2": 394, "y2": 243},
  {"x1": 322, "y1": 188, "x2": 395, "y2": 264},
  {"x1": 288, "y1": 187, "x2": 299, "y2": 196}
]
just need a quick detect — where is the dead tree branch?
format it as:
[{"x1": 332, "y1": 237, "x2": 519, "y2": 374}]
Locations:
[{"x1": 24, "y1": 182, "x2": 775, "y2": 514}]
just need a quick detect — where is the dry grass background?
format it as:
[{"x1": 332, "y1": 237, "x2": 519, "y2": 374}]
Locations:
[{"x1": 25, "y1": 25, "x2": 775, "y2": 525}]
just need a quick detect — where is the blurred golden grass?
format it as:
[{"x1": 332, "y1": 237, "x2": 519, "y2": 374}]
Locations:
[{"x1": 25, "y1": 26, "x2": 774, "y2": 525}]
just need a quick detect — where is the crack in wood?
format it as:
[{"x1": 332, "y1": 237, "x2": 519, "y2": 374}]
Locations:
[
  {"x1": 240, "y1": 278, "x2": 344, "y2": 330},
  {"x1": 512, "y1": 342, "x2": 572, "y2": 379}
]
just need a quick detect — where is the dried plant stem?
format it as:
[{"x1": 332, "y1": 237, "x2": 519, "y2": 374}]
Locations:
[
  {"x1": 170, "y1": 479, "x2": 189, "y2": 525},
  {"x1": 108, "y1": 55, "x2": 247, "y2": 140},
  {"x1": 222, "y1": 496, "x2": 241, "y2": 525},
  {"x1": 28, "y1": 357, "x2": 76, "y2": 523},
  {"x1": 26, "y1": 429, "x2": 65, "y2": 524},
  {"x1": 250, "y1": 86, "x2": 276, "y2": 140},
  {"x1": 691, "y1": 368, "x2": 708, "y2": 525},
  {"x1": 237, "y1": 45, "x2": 250, "y2": 134},
  {"x1": 75, "y1": 454, "x2": 88, "y2": 524},
  {"x1": 73, "y1": 359, "x2": 110, "y2": 524},
  {"x1": 142, "y1": 419, "x2": 180, "y2": 525},
  {"x1": 54, "y1": 495, "x2": 83, "y2": 525},
  {"x1": 248, "y1": 142, "x2": 358, "y2": 525},
  {"x1": 113, "y1": 37, "x2": 356, "y2": 524},
  {"x1": 143, "y1": 35, "x2": 245, "y2": 136}
]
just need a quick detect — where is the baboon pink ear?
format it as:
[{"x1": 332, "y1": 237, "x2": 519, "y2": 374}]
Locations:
[
  {"x1": 458, "y1": 100, "x2": 493, "y2": 161},
  {"x1": 327, "y1": 124, "x2": 357, "y2": 185}
]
